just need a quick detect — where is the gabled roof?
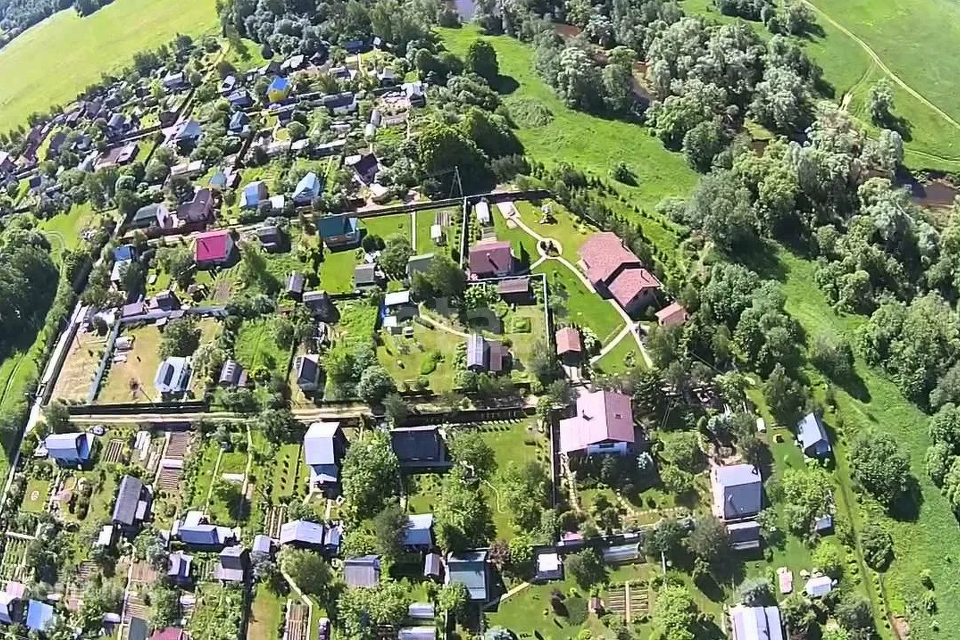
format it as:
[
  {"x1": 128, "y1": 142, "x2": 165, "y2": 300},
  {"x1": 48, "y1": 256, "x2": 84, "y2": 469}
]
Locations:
[
  {"x1": 713, "y1": 464, "x2": 762, "y2": 520},
  {"x1": 114, "y1": 244, "x2": 136, "y2": 262},
  {"x1": 168, "y1": 551, "x2": 192, "y2": 580},
  {"x1": 446, "y1": 550, "x2": 489, "y2": 601},
  {"x1": 287, "y1": 272, "x2": 305, "y2": 294},
  {"x1": 194, "y1": 230, "x2": 233, "y2": 263},
  {"x1": 607, "y1": 267, "x2": 661, "y2": 307},
  {"x1": 498, "y1": 277, "x2": 530, "y2": 295},
  {"x1": 112, "y1": 475, "x2": 145, "y2": 526},
  {"x1": 304, "y1": 421, "x2": 341, "y2": 467},
  {"x1": 404, "y1": 514, "x2": 434, "y2": 547},
  {"x1": 45, "y1": 432, "x2": 92, "y2": 461},
  {"x1": 219, "y1": 360, "x2": 244, "y2": 386},
  {"x1": 344, "y1": 555, "x2": 381, "y2": 588},
  {"x1": 155, "y1": 357, "x2": 190, "y2": 394},
  {"x1": 355, "y1": 263, "x2": 377, "y2": 285},
  {"x1": 578, "y1": 232, "x2": 642, "y2": 284},
  {"x1": 279, "y1": 520, "x2": 325, "y2": 546},
  {"x1": 391, "y1": 426, "x2": 443, "y2": 463},
  {"x1": 558, "y1": 389, "x2": 635, "y2": 454},
  {"x1": 797, "y1": 413, "x2": 831, "y2": 457},
  {"x1": 469, "y1": 240, "x2": 512, "y2": 276},
  {"x1": 556, "y1": 327, "x2": 582, "y2": 355},
  {"x1": 294, "y1": 172, "x2": 321, "y2": 200},
  {"x1": 656, "y1": 302, "x2": 689, "y2": 327},
  {"x1": 317, "y1": 213, "x2": 358, "y2": 239},
  {"x1": 729, "y1": 605, "x2": 784, "y2": 640}
]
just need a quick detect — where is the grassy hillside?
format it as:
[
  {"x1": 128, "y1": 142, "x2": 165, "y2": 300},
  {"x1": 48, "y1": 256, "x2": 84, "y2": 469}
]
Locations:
[
  {"x1": 0, "y1": 0, "x2": 219, "y2": 130},
  {"x1": 437, "y1": 26, "x2": 698, "y2": 213}
]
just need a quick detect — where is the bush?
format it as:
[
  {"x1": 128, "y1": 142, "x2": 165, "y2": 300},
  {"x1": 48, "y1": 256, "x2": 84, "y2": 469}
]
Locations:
[
  {"x1": 420, "y1": 351, "x2": 442, "y2": 375},
  {"x1": 564, "y1": 597, "x2": 588, "y2": 625},
  {"x1": 861, "y1": 523, "x2": 893, "y2": 570},
  {"x1": 510, "y1": 317, "x2": 531, "y2": 333}
]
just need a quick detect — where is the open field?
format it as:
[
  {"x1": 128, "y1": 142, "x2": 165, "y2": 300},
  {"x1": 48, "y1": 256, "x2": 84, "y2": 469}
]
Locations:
[
  {"x1": 51, "y1": 331, "x2": 107, "y2": 402},
  {"x1": 0, "y1": 0, "x2": 218, "y2": 130},
  {"x1": 478, "y1": 420, "x2": 548, "y2": 540},
  {"x1": 439, "y1": 27, "x2": 697, "y2": 213},
  {"x1": 363, "y1": 213, "x2": 411, "y2": 242},
  {"x1": 247, "y1": 584, "x2": 284, "y2": 640},
  {"x1": 38, "y1": 203, "x2": 101, "y2": 264}
]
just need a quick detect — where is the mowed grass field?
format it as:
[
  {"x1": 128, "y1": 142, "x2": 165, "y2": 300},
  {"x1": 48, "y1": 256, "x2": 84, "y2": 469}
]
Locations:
[{"x1": 0, "y1": 0, "x2": 218, "y2": 130}]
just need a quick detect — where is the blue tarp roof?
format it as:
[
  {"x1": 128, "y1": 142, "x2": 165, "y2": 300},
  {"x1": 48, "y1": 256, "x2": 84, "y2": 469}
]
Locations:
[{"x1": 269, "y1": 76, "x2": 290, "y2": 92}]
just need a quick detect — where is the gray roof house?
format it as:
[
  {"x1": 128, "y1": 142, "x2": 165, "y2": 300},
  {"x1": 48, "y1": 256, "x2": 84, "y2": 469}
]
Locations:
[
  {"x1": 302, "y1": 290, "x2": 338, "y2": 321},
  {"x1": 424, "y1": 552, "x2": 443, "y2": 580},
  {"x1": 711, "y1": 464, "x2": 762, "y2": 521},
  {"x1": 257, "y1": 225, "x2": 286, "y2": 252},
  {"x1": 390, "y1": 426, "x2": 446, "y2": 467},
  {"x1": 446, "y1": 550, "x2": 490, "y2": 601},
  {"x1": 279, "y1": 520, "x2": 326, "y2": 547},
  {"x1": 215, "y1": 546, "x2": 247, "y2": 583},
  {"x1": 727, "y1": 520, "x2": 762, "y2": 551},
  {"x1": 252, "y1": 535, "x2": 273, "y2": 556},
  {"x1": 729, "y1": 605, "x2": 784, "y2": 640},
  {"x1": 154, "y1": 357, "x2": 191, "y2": 395},
  {"x1": 168, "y1": 551, "x2": 193, "y2": 584},
  {"x1": 304, "y1": 421, "x2": 346, "y2": 484},
  {"x1": 354, "y1": 263, "x2": 378, "y2": 288},
  {"x1": 466, "y1": 334, "x2": 507, "y2": 373},
  {"x1": 294, "y1": 354, "x2": 321, "y2": 392},
  {"x1": 286, "y1": 272, "x2": 306, "y2": 299},
  {"x1": 344, "y1": 555, "x2": 381, "y2": 588},
  {"x1": 111, "y1": 475, "x2": 151, "y2": 531},
  {"x1": 797, "y1": 413, "x2": 832, "y2": 459},
  {"x1": 404, "y1": 514, "x2": 434, "y2": 549},
  {"x1": 219, "y1": 360, "x2": 246, "y2": 389},
  {"x1": 406, "y1": 253, "x2": 434, "y2": 279}
]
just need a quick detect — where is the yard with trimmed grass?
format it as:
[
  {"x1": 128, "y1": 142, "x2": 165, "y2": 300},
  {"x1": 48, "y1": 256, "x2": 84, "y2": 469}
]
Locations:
[
  {"x1": 592, "y1": 337, "x2": 644, "y2": 375},
  {"x1": 413, "y1": 207, "x2": 458, "y2": 255},
  {"x1": 247, "y1": 583, "x2": 284, "y2": 640},
  {"x1": 320, "y1": 247, "x2": 360, "y2": 293},
  {"x1": 363, "y1": 212, "x2": 412, "y2": 244},
  {"x1": 38, "y1": 203, "x2": 102, "y2": 265},
  {"x1": 235, "y1": 316, "x2": 291, "y2": 377},
  {"x1": 535, "y1": 263, "x2": 625, "y2": 345},
  {"x1": 492, "y1": 207, "x2": 539, "y2": 270},
  {"x1": 513, "y1": 200, "x2": 594, "y2": 262},
  {"x1": 22, "y1": 478, "x2": 50, "y2": 513}
]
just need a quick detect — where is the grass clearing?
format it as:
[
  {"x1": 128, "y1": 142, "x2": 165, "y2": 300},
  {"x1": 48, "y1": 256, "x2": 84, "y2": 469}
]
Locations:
[
  {"x1": 592, "y1": 336, "x2": 643, "y2": 374},
  {"x1": 438, "y1": 26, "x2": 697, "y2": 212},
  {"x1": 376, "y1": 319, "x2": 458, "y2": 392},
  {"x1": 320, "y1": 247, "x2": 359, "y2": 293},
  {"x1": 22, "y1": 478, "x2": 49, "y2": 513},
  {"x1": 38, "y1": 203, "x2": 101, "y2": 265},
  {"x1": 414, "y1": 208, "x2": 458, "y2": 255},
  {"x1": 247, "y1": 583, "x2": 284, "y2": 640},
  {"x1": 0, "y1": 0, "x2": 218, "y2": 129},
  {"x1": 235, "y1": 316, "x2": 290, "y2": 376},
  {"x1": 363, "y1": 213, "x2": 412, "y2": 243}
]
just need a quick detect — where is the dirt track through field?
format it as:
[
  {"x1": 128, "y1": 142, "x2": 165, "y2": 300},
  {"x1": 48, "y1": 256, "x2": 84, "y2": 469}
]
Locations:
[{"x1": 802, "y1": 0, "x2": 960, "y2": 135}]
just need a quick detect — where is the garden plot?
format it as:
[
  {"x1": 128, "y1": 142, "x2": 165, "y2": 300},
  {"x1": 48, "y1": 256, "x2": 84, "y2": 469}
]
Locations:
[
  {"x1": 51, "y1": 330, "x2": 108, "y2": 402},
  {"x1": 0, "y1": 538, "x2": 28, "y2": 581},
  {"x1": 414, "y1": 207, "x2": 458, "y2": 255},
  {"x1": 235, "y1": 316, "x2": 291, "y2": 378},
  {"x1": 376, "y1": 317, "x2": 459, "y2": 392}
]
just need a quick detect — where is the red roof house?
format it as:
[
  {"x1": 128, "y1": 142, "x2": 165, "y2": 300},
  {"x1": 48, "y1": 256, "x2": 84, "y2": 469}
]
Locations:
[
  {"x1": 194, "y1": 230, "x2": 236, "y2": 268},
  {"x1": 559, "y1": 389, "x2": 635, "y2": 455},
  {"x1": 578, "y1": 232, "x2": 660, "y2": 314},
  {"x1": 151, "y1": 629, "x2": 190, "y2": 640},
  {"x1": 655, "y1": 302, "x2": 689, "y2": 328},
  {"x1": 469, "y1": 239, "x2": 513, "y2": 278},
  {"x1": 556, "y1": 327, "x2": 582, "y2": 360}
]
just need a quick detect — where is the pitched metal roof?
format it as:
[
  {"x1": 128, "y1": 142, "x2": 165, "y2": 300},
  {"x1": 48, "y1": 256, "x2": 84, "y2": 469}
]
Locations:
[
  {"x1": 797, "y1": 413, "x2": 831, "y2": 456},
  {"x1": 446, "y1": 550, "x2": 489, "y2": 601},
  {"x1": 558, "y1": 389, "x2": 635, "y2": 454},
  {"x1": 279, "y1": 520, "x2": 325, "y2": 546},
  {"x1": 304, "y1": 422, "x2": 341, "y2": 466},
  {"x1": 344, "y1": 555, "x2": 381, "y2": 588},
  {"x1": 713, "y1": 464, "x2": 762, "y2": 520},
  {"x1": 112, "y1": 475, "x2": 144, "y2": 526},
  {"x1": 729, "y1": 605, "x2": 784, "y2": 640},
  {"x1": 403, "y1": 514, "x2": 434, "y2": 547}
]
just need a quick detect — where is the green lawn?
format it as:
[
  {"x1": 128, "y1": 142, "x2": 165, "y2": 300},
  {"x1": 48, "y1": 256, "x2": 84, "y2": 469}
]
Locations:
[
  {"x1": 22, "y1": 478, "x2": 49, "y2": 513},
  {"x1": 478, "y1": 420, "x2": 549, "y2": 540},
  {"x1": 414, "y1": 208, "x2": 457, "y2": 255},
  {"x1": 320, "y1": 248, "x2": 360, "y2": 293},
  {"x1": 247, "y1": 584, "x2": 284, "y2": 640},
  {"x1": 514, "y1": 200, "x2": 594, "y2": 262},
  {"x1": 438, "y1": 26, "x2": 697, "y2": 212},
  {"x1": 492, "y1": 206, "x2": 539, "y2": 269},
  {"x1": 38, "y1": 203, "x2": 100, "y2": 265},
  {"x1": 592, "y1": 336, "x2": 643, "y2": 374},
  {"x1": 535, "y1": 262, "x2": 625, "y2": 345},
  {"x1": 235, "y1": 316, "x2": 290, "y2": 377},
  {"x1": 0, "y1": 0, "x2": 218, "y2": 130},
  {"x1": 363, "y1": 213, "x2": 412, "y2": 243}
]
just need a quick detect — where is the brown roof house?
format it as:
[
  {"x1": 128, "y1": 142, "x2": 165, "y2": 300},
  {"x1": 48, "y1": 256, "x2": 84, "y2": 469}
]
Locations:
[
  {"x1": 578, "y1": 232, "x2": 660, "y2": 315},
  {"x1": 556, "y1": 327, "x2": 583, "y2": 365},
  {"x1": 469, "y1": 239, "x2": 513, "y2": 279},
  {"x1": 655, "y1": 302, "x2": 689, "y2": 328},
  {"x1": 559, "y1": 389, "x2": 635, "y2": 456},
  {"x1": 466, "y1": 334, "x2": 509, "y2": 373}
]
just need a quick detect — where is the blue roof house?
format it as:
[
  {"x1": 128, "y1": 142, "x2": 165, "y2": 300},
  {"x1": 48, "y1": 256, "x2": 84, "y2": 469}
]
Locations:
[
  {"x1": 304, "y1": 421, "x2": 346, "y2": 485},
  {"x1": 293, "y1": 172, "x2": 321, "y2": 205},
  {"x1": 267, "y1": 76, "x2": 292, "y2": 103},
  {"x1": 404, "y1": 514, "x2": 434, "y2": 549},
  {"x1": 240, "y1": 181, "x2": 269, "y2": 209},
  {"x1": 25, "y1": 600, "x2": 55, "y2": 633},
  {"x1": 45, "y1": 432, "x2": 94, "y2": 467},
  {"x1": 797, "y1": 413, "x2": 832, "y2": 459},
  {"x1": 446, "y1": 550, "x2": 490, "y2": 601},
  {"x1": 113, "y1": 244, "x2": 136, "y2": 262},
  {"x1": 317, "y1": 214, "x2": 360, "y2": 248}
]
